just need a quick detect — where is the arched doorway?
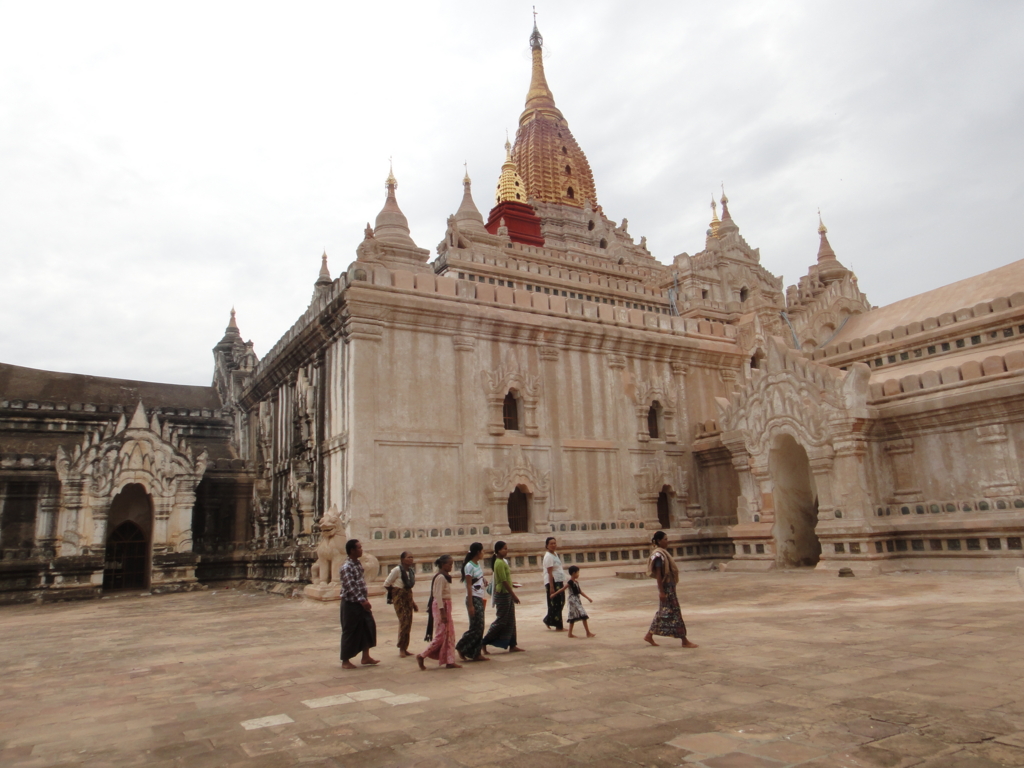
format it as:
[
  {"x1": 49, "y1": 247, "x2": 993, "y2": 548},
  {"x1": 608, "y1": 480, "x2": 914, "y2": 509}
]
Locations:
[
  {"x1": 769, "y1": 434, "x2": 820, "y2": 567},
  {"x1": 507, "y1": 486, "x2": 529, "y2": 533},
  {"x1": 656, "y1": 488, "x2": 671, "y2": 529},
  {"x1": 103, "y1": 521, "x2": 148, "y2": 590},
  {"x1": 103, "y1": 483, "x2": 152, "y2": 590}
]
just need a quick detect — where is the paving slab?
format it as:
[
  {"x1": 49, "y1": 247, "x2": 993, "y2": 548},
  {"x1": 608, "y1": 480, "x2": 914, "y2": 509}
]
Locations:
[{"x1": 1, "y1": 570, "x2": 1024, "y2": 766}]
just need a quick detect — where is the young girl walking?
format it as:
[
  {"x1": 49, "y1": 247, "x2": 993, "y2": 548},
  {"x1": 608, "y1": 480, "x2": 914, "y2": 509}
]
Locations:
[{"x1": 549, "y1": 565, "x2": 595, "y2": 638}]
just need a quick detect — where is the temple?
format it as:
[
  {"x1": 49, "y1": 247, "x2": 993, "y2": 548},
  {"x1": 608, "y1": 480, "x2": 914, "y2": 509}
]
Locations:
[{"x1": 1, "y1": 22, "x2": 1022, "y2": 602}]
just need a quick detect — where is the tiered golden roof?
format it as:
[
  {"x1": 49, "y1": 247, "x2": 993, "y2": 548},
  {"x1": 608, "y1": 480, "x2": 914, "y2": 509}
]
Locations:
[
  {"x1": 495, "y1": 140, "x2": 528, "y2": 204},
  {"x1": 511, "y1": 22, "x2": 598, "y2": 209}
]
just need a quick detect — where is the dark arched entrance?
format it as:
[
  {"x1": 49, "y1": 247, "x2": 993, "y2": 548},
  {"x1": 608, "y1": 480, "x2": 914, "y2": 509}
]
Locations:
[
  {"x1": 507, "y1": 486, "x2": 529, "y2": 533},
  {"x1": 657, "y1": 488, "x2": 671, "y2": 529},
  {"x1": 103, "y1": 483, "x2": 152, "y2": 590},
  {"x1": 103, "y1": 521, "x2": 148, "y2": 590},
  {"x1": 655, "y1": 489, "x2": 671, "y2": 532},
  {"x1": 769, "y1": 434, "x2": 821, "y2": 567}
]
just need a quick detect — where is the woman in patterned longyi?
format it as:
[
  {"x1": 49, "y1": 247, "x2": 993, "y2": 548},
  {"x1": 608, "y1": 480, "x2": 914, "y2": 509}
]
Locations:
[{"x1": 644, "y1": 530, "x2": 698, "y2": 649}]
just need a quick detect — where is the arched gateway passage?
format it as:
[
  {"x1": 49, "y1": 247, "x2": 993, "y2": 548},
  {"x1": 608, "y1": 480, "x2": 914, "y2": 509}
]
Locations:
[
  {"x1": 103, "y1": 483, "x2": 153, "y2": 590},
  {"x1": 769, "y1": 434, "x2": 821, "y2": 567},
  {"x1": 103, "y1": 521, "x2": 148, "y2": 590}
]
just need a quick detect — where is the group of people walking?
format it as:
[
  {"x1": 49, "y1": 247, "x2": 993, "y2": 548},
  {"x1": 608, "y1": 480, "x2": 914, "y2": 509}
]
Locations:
[{"x1": 338, "y1": 530, "x2": 697, "y2": 669}]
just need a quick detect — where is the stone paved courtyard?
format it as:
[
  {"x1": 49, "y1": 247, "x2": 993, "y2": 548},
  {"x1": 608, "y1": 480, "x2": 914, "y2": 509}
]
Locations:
[{"x1": 3, "y1": 568, "x2": 1024, "y2": 768}]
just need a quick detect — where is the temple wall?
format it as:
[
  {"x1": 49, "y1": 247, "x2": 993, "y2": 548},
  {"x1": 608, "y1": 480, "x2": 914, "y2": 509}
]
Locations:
[{"x1": 318, "y1": 280, "x2": 745, "y2": 560}]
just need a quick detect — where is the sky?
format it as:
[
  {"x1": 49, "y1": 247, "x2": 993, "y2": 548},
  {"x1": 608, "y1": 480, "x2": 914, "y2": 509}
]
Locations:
[{"x1": 2, "y1": 1, "x2": 1023, "y2": 386}]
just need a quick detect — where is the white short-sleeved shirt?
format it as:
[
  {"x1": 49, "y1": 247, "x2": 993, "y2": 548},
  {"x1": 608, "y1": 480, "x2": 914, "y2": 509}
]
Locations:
[
  {"x1": 463, "y1": 560, "x2": 486, "y2": 598},
  {"x1": 542, "y1": 551, "x2": 565, "y2": 585}
]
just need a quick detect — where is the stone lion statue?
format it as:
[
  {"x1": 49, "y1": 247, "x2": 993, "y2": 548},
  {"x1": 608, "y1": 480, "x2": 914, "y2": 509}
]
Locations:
[
  {"x1": 309, "y1": 504, "x2": 378, "y2": 586},
  {"x1": 310, "y1": 505, "x2": 344, "y2": 586}
]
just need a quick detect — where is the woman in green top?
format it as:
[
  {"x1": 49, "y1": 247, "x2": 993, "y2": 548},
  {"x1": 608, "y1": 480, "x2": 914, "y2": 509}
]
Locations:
[{"x1": 480, "y1": 541, "x2": 525, "y2": 654}]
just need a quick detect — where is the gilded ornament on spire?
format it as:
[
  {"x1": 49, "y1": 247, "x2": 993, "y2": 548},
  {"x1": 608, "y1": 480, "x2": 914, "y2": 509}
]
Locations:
[
  {"x1": 818, "y1": 208, "x2": 828, "y2": 234},
  {"x1": 521, "y1": 20, "x2": 563, "y2": 124},
  {"x1": 386, "y1": 157, "x2": 397, "y2": 190},
  {"x1": 709, "y1": 196, "x2": 721, "y2": 238}
]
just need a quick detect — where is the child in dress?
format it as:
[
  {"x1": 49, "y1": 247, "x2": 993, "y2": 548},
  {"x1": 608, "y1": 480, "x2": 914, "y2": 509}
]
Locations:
[{"x1": 550, "y1": 566, "x2": 595, "y2": 638}]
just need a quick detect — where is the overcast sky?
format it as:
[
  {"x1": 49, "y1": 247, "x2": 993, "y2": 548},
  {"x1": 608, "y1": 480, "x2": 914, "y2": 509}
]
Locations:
[{"x1": 2, "y1": 1, "x2": 1022, "y2": 386}]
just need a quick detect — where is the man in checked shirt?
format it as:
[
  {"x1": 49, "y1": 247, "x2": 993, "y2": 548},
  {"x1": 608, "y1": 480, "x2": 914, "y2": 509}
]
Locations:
[{"x1": 339, "y1": 539, "x2": 380, "y2": 669}]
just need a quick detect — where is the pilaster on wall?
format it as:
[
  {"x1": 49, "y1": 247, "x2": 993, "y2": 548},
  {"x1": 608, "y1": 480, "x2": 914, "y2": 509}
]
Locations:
[
  {"x1": 33, "y1": 481, "x2": 60, "y2": 556},
  {"x1": 720, "y1": 431, "x2": 765, "y2": 524},
  {"x1": 807, "y1": 453, "x2": 836, "y2": 522},
  {"x1": 975, "y1": 424, "x2": 1022, "y2": 497},
  {"x1": 829, "y1": 435, "x2": 873, "y2": 522},
  {"x1": 884, "y1": 438, "x2": 922, "y2": 503}
]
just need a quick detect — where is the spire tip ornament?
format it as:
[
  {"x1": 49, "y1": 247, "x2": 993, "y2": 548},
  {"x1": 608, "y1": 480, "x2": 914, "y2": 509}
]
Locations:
[
  {"x1": 386, "y1": 157, "x2": 396, "y2": 189},
  {"x1": 530, "y1": 6, "x2": 542, "y2": 50}
]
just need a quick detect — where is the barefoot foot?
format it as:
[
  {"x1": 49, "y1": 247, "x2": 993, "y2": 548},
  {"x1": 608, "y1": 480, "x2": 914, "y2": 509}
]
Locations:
[
  {"x1": 586, "y1": 633, "x2": 596, "y2": 638},
  {"x1": 341, "y1": 661, "x2": 357, "y2": 670},
  {"x1": 399, "y1": 650, "x2": 411, "y2": 658},
  {"x1": 361, "y1": 657, "x2": 380, "y2": 666},
  {"x1": 681, "y1": 640, "x2": 699, "y2": 648},
  {"x1": 445, "y1": 663, "x2": 463, "y2": 669},
  {"x1": 643, "y1": 633, "x2": 659, "y2": 647},
  {"x1": 509, "y1": 646, "x2": 525, "y2": 653},
  {"x1": 416, "y1": 655, "x2": 426, "y2": 671}
]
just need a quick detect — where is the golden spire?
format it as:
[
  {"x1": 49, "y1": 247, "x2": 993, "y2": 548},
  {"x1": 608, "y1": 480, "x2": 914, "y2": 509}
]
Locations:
[
  {"x1": 709, "y1": 195, "x2": 721, "y2": 238},
  {"x1": 386, "y1": 157, "x2": 396, "y2": 190},
  {"x1": 817, "y1": 208, "x2": 827, "y2": 234},
  {"x1": 495, "y1": 139, "x2": 528, "y2": 204},
  {"x1": 521, "y1": 17, "x2": 563, "y2": 125},
  {"x1": 463, "y1": 161, "x2": 470, "y2": 185}
]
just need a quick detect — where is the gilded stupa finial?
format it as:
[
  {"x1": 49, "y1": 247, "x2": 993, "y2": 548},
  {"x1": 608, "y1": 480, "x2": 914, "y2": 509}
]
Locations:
[
  {"x1": 463, "y1": 162, "x2": 470, "y2": 185},
  {"x1": 709, "y1": 196, "x2": 721, "y2": 239},
  {"x1": 817, "y1": 208, "x2": 828, "y2": 234},
  {"x1": 386, "y1": 157, "x2": 396, "y2": 190},
  {"x1": 495, "y1": 136, "x2": 528, "y2": 204},
  {"x1": 229, "y1": 306, "x2": 237, "y2": 328},
  {"x1": 720, "y1": 183, "x2": 729, "y2": 206}
]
